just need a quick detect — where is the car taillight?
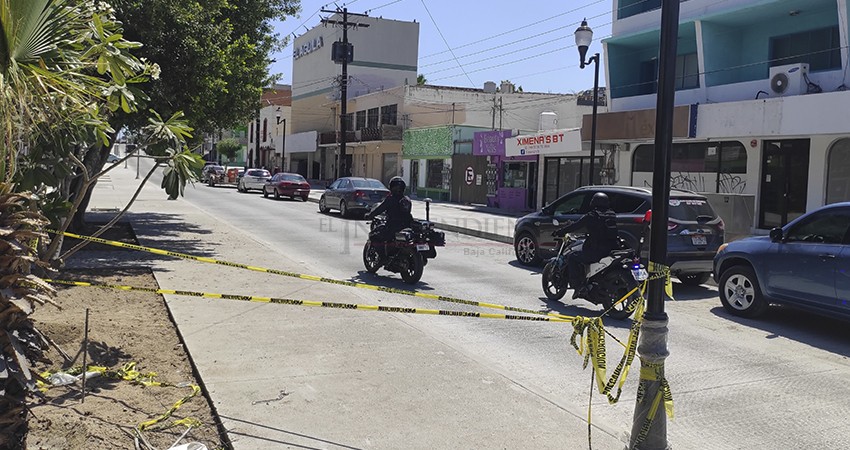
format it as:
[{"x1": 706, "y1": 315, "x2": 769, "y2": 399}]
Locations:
[{"x1": 355, "y1": 190, "x2": 365, "y2": 198}]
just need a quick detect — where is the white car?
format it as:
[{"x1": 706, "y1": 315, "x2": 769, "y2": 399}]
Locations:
[
  {"x1": 106, "y1": 153, "x2": 120, "y2": 163},
  {"x1": 237, "y1": 168, "x2": 271, "y2": 192}
]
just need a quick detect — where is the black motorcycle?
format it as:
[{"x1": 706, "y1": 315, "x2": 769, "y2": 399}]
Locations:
[
  {"x1": 541, "y1": 223, "x2": 647, "y2": 320},
  {"x1": 362, "y1": 200, "x2": 445, "y2": 284}
]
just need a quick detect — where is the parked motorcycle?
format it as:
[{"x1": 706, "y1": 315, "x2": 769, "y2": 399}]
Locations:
[
  {"x1": 362, "y1": 199, "x2": 446, "y2": 284},
  {"x1": 541, "y1": 219, "x2": 648, "y2": 320}
]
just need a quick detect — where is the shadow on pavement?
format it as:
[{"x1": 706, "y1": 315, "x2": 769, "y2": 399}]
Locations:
[
  {"x1": 709, "y1": 305, "x2": 850, "y2": 357},
  {"x1": 508, "y1": 260, "x2": 544, "y2": 274},
  {"x1": 220, "y1": 415, "x2": 363, "y2": 450},
  {"x1": 349, "y1": 270, "x2": 436, "y2": 292},
  {"x1": 669, "y1": 282, "x2": 719, "y2": 301}
]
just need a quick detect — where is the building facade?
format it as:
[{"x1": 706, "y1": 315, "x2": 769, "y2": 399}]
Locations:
[{"x1": 597, "y1": 0, "x2": 850, "y2": 234}]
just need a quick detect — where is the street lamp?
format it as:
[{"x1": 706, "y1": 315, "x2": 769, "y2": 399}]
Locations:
[
  {"x1": 575, "y1": 18, "x2": 600, "y2": 186},
  {"x1": 276, "y1": 113, "x2": 286, "y2": 173}
]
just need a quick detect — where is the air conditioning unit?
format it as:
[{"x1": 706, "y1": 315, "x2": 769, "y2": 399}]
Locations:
[{"x1": 768, "y1": 63, "x2": 809, "y2": 97}]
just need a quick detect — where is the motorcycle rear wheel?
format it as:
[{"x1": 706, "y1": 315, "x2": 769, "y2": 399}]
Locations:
[
  {"x1": 541, "y1": 261, "x2": 568, "y2": 301},
  {"x1": 598, "y1": 271, "x2": 641, "y2": 320},
  {"x1": 399, "y1": 251, "x2": 424, "y2": 284},
  {"x1": 363, "y1": 242, "x2": 382, "y2": 274}
]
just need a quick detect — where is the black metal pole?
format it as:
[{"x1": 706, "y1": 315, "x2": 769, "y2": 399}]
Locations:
[
  {"x1": 630, "y1": 0, "x2": 679, "y2": 448},
  {"x1": 338, "y1": 8, "x2": 349, "y2": 180},
  {"x1": 253, "y1": 115, "x2": 260, "y2": 168},
  {"x1": 589, "y1": 53, "x2": 600, "y2": 185}
]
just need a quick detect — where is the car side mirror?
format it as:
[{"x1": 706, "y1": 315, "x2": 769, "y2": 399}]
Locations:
[{"x1": 769, "y1": 227, "x2": 784, "y2": 242}]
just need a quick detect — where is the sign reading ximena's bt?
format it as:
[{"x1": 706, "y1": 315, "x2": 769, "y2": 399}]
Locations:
[{"x1": 505, "y1": 128, "x2": 582, "y2": 157}]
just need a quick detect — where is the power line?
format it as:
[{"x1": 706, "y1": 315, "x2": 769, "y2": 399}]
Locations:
[{"x1": 418, "y1": 0, "x2": 475, "y2": 86}]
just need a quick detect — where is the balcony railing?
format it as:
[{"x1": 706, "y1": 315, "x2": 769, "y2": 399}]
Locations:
[{"x1": 319, "y1": 124, "x2": 402, "y2": 145}]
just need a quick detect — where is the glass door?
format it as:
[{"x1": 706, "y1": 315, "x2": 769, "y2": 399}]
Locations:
[{"x1": 759, "y1": 139, "x2": 810, "y2": 228}]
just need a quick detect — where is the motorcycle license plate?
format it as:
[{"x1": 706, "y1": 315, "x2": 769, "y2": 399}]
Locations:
[
  {"x1": 691, "y1": 235, "x2": 707, "y2": 246},
  {"x1": 631, "y1": 268, "x2": 649, "y2": 281},
  {"x1": 416, "y1": 244, "x2": 430, "y2": 251}
]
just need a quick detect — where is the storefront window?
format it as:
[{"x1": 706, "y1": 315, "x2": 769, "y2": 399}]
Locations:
[
  {"x1": 633, "y1": 141, "x2": 748, "y2": 193},
  {"x1": 503, "y1": 162, "x2": 528, "y2": 188},
  {"x1": 827, "y1": 138, "x2": 850, "y2": 204},
  {"x1": 542, "y1": 156, "x2": 601, "y2": 205},
  {"x1": 426, "y1": 159, "x2": 445, "y2": 189}
]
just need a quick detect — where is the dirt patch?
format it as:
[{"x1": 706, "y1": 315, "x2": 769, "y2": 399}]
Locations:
[{"x1": 27, "y1": 224, "x2": 229, "y2": 449}]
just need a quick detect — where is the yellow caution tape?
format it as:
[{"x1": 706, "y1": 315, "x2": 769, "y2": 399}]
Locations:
[
  {"x1": 46, "y1": 279, "x2": 574, "y2": 323},
  {"x1": 633, "y1": 361, "x2": 675, "y2": 446},
  {"x1": 54, "y1": 230, "x2": 573, "y2": 321},
  {"x1": 138, "y1": 384, "x2": 201, "y2": 431}
]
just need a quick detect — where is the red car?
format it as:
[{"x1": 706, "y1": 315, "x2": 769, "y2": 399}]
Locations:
[{"x1": 263, "y1": 172, "x2": 311, "y2": 201}]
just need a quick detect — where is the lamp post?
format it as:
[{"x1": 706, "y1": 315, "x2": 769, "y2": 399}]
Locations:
[
  {"x1": 575, "y1": 19, "x2": 600, "y2": 186},
  {"x1": 276, "y1": 114, "x2": 286, "y2": 173}
]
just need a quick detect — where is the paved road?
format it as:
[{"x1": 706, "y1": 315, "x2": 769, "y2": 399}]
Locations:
[{"x1": 89, "y1": 161, "x2": 850, "y2": 449}]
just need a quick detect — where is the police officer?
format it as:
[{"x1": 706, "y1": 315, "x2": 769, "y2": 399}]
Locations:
[
  {"x1": 366, "y1": 177, "x2": 413, "y2": 252},
  {"x1": 554, "y1": 192, "x2": 619, "y2": 299}
]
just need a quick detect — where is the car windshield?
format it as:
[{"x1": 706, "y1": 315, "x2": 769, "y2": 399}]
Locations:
[
  {"x1": 282, "y1": 174, "x2": 306, "y2": 182},
  {"x1": 248, "y1": 170, "x2": 270, "y2": 177},
  {"x1": 351, "y1": 179, "x2": 386, "y2": 189},
  {"x1": 669, "y1": 198, "x2": 716, "y2": 221}
]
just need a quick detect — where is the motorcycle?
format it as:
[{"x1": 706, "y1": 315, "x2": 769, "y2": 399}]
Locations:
[
  {"x1": 362, "y1": 199, "x2": 446, "y2": 284},
  {"x1": 541, "y1": 219, "x2": 648, "y2": 320}
]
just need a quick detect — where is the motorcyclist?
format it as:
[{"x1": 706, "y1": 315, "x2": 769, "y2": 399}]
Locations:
[
  {"x1": 553, "y1": 192, "x2": 620, "y2": 299},
  {"x1": 365, "y1": 176, "x2": 413, "y2": 254}
]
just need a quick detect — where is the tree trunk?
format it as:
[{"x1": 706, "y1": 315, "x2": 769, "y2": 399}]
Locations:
[{"x1": 67, "y1": 130, "x2": 121, "y2": 232}]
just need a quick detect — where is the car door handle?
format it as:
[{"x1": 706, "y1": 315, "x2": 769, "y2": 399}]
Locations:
[{"x1": 818, "y1": 253, "x2": 836, "y2": 259}]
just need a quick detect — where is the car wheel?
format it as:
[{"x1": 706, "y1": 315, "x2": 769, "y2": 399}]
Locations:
[
  {"x1": 678, "y1": 272, "x2": 711, "y2": 286},
  {"x1": 274, "y1": 189, "x2": 280, "y2": 200},
  {"x1": 319, "y1": 196, "x2": 329, "y2": 213},
  {"x1": 301, "y1": 195, "x2": 309, "y2": 202},
  {"x1": 719, "y1": 265, "x2": 768, "y2": 318},
  {"x1": 340, "y1": 200, "x2": 349, "y2": 218},
  {"x1": 514, "y1": 232, "x2": 541, "y2": 266},
  {"x1": 237, "y1": 181, "x2": 245, "y2": 192},
  {"x1": 262, "y1": 187, "x2": 269, "y2": 198}
]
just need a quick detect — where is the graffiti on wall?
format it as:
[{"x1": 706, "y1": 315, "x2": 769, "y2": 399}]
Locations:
[{"x1": 641, "y1": 171, "x2": 747, "y2": 194}]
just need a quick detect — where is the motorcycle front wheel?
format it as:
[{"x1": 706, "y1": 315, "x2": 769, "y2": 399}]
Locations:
[
  {"x1": 363, "y1": 241, "x2": 382, "y2": 274},
  {"x1": 399, "y1": 250, "x2": 424, "y2": 284},
  {"x1": 541, "y1": 261, "x2": 568, "y2": 301},
  {"x1": 598, "y1": 271, "x2": 641, "y2": 320}
]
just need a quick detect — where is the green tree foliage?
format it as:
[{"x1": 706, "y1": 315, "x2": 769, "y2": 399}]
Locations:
[
  {"x1": 417, "y1": 74, "x2": 427, "y2": 85},
  {"x1": 110, "y1": 0, "x2": 300, "y2": 135},
  {"x1": 216, "y1": 138, "x2": 242, "y2": 163}
]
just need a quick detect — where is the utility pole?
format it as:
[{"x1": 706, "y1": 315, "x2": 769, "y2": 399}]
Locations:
[
  {"x1": 322, "y1": 7, "x2": 369, "y2": 179},
  {"x1": 629, "y1": 0, "x2": 680, "y2": 448}
]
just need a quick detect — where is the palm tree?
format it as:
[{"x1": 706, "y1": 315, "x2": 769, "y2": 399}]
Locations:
[{"x1": 0, "y1": 1, "x2": 152, "y2": 446}]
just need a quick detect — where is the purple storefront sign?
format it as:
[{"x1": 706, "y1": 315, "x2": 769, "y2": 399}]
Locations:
[{"x1": 473, "y1": 130, "x2": 536, "y2": 211}]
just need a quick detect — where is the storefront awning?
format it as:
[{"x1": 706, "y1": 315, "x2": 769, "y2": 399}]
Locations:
[{"x1": 504, "y1": 128, "x2": 582, "y2": 157}]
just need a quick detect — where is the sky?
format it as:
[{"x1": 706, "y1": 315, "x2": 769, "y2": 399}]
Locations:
[{"x1": 269, "y1": 0, "x2": 613, "y2": 94}]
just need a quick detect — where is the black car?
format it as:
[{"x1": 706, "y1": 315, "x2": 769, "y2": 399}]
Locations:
[{"x1": 513, "y1": 186, "x2": 725, "y2": 286}]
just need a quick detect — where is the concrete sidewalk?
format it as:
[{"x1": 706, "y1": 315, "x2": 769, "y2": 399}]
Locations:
[{"x1": 78, "y1": 164, "x2": 628, "y2": 449}]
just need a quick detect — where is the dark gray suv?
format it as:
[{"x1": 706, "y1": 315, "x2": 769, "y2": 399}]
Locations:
[{"x1": 513, "y1": 186, "x2": 725, "y2": 286}]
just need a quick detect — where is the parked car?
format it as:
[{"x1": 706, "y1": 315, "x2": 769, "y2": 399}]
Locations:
[
  {"x1": 513, "y1": 185, "x2": 725, "y2": 286},
  {"x1": 237, "y1": 168, "x2": 271, "y2": 193},
  {"x1": 263, "y1": 173, "x2": 311, "y2": 201},
  {"x1": 713, "y1": 202, "x2": 850, "y2": 320},
  {"x1": 201, "y1": 164, "x2": 224, "y2": 182},
  {"x1": 106, "y1": 153, "x2": 120, "y2": 163},
  {"x1": 319, "y1": 177, "x2": 389, "y2": 218}
]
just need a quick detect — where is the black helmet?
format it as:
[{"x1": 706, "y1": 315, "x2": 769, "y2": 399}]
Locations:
[
  {"x1": 389, "y1": 176, "x2": 406, "y2": 195},
  {"x1": 590, "y1": 192, "x2": 610, "y2": 210}
]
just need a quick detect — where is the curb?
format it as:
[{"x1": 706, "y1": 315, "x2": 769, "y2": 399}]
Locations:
[{"x1": 306, "y1": 195, "x2": 515, "y2": 245}]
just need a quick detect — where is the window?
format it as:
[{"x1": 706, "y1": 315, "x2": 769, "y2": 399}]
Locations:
[
  {"x1": 668, "y1": 198, "x2": 717, "y2": 221},
  {"x1": 633, "y1": 141, "x2": 747, "y2": 192},
  {"x1": 785, "y1": 209, "x2": 850, "y2": 244},
  {"x1": 352, "y1": 179, "x2": 386, "y2": 189},
  {"x1": 503, "y1": 162, "x2": 528, "y2": 188},
  {"x1": 770, "y1": 26, "x2": 841, "y2": 71},
  {"x1": 552, "y1": 193, "x2": 589, "y2": 215},
  {"x1": 344, "y1": 113, "x2": 354, "y2": 131},
  {"x1": 611, "y1": 194, "x2": 647, "y2": 214},
  {"x1": 367, "y1": 107, "x2": 380, "y2": 128},
  {"x1": 262, "y1": 119, "x2": 267, "y2": 140},
  {"x1": 381, "y1": 104, "x2": 398, "y2": 126},
  {"x1": 249, "y1": 122, "x2": 253, "y2": 143},
  {"x1": 282, "y1": 174, "x2": 306, "y2": 182},
  {"x1": 426, "y1": 160, "x2": 445, "y2": 189},
  {"x1": 827, "y1": 139, "x2": 850, "y2": 204},
  {"x1": 329, "y1": 179, "x2": 341, "y2": 190},
  {"x1": 382, "y1": 153, "x2": 398, "y2": 184},
  {"x1": 637, "y1": 52, "x2": 699, "y2": 95},
  {"x1": 356, "y1": 111, "x2": 366, "y2": 130}
]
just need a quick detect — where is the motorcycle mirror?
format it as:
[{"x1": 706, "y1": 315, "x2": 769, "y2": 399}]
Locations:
[
  {"x1": 552, "y1": 219, "x2": 560, "y2": 226},
  {"x1": 643, "y1": 210, "x2": 652, "y2": 223},
  {"x1": 424, "y1": 198, "x2": 432, "y2": 204}
]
